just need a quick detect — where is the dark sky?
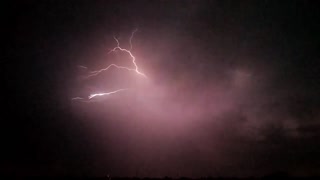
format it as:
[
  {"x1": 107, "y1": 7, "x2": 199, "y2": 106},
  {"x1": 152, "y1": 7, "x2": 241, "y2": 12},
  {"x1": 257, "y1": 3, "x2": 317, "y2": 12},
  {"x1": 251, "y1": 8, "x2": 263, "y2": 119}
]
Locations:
[{"x1": 2, "y1": 0, "x2": 320, "y2": 177}]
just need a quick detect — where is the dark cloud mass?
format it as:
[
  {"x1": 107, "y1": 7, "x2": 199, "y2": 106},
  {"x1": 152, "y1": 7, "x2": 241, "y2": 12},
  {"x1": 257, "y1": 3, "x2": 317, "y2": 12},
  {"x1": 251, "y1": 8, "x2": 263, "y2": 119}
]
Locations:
[{"x1": 2, "y1": 0, "x2": 320, "y2": 177}]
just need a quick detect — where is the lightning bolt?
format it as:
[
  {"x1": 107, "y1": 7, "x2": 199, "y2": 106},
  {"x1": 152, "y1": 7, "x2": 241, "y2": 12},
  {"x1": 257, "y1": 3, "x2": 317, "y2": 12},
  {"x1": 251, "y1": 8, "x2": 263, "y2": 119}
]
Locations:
[
  {"x1": 86, "y1": 29, "x2": 146, "y2": 79},
  {"x1": 88, "y1": 88, "x2": 128, "y2": 99},
  {"x1": 72, "y1": 29, "x2": 147, "y2": 101}
]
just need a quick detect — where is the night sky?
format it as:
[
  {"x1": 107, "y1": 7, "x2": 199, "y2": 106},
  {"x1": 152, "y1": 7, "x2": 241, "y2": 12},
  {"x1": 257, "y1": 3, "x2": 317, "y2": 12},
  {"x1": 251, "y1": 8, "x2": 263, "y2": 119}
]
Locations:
[{"x1": 2, "y1": 0, "x2": 320, "y2": 177}]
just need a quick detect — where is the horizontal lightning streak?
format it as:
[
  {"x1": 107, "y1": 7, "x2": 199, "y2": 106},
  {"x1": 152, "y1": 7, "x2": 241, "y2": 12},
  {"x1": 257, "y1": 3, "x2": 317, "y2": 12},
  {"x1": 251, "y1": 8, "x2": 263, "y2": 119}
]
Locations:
[
  {"x1": 88, "y1": 89, "x2": 128, "y2": 99},
  {"x1": 78, "y1": 65, "x2": 88, "y2": 69},
  {"x1": 72, "y1": 97, "x2": 85, "y2": 100},
  {"x1": 86, "y1": 64, "x2": 137, "y2": 78}
]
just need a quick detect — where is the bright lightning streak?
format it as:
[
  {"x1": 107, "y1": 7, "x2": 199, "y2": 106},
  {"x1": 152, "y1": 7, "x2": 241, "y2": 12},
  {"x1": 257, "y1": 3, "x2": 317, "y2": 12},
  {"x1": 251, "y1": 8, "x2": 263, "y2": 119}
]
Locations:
[
  {"x1": 88, "y1": 89, "x2": 128, "y2": 99},
  {"x1": 72, "y1": 29, "x2": 147, "y2": 102}
]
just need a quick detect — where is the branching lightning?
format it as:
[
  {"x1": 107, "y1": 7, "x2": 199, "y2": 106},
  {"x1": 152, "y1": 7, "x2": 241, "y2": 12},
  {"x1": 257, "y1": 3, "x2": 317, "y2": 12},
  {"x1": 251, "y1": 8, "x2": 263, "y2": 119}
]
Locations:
[
  {"x1": 72, "y1": 29, "x2": 147, "y2": 101},
  {"x1": 87, "y1": 29, "x2": 146, "y2": 79}
]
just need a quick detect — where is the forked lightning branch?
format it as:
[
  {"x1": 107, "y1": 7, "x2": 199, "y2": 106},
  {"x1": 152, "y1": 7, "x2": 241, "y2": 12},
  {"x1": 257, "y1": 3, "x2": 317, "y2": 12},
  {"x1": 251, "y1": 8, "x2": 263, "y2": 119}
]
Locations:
[{"x1": 72, "y1": 29, "x2": 147, "y2": 102}]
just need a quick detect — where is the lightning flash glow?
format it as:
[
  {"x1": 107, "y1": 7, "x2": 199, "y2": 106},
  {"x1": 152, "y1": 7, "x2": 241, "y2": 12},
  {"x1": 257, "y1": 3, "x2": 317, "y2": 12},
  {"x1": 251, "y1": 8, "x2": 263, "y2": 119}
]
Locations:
[{"x1": 72, "y1": 29, "x2": 147, "y2": 101}]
